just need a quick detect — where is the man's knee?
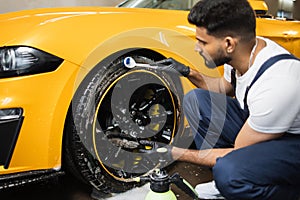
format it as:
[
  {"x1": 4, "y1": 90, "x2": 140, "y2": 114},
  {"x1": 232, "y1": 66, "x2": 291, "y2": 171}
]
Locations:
[
  {"x1": 213, "y1": 152, "x2": 272, "y2": 200},
  {"x1": 213, "y1": 149, "x2": 300, "y2": 200},
  {"x1": 213, "y1": 155, "x2": 250, "y2": 200}
]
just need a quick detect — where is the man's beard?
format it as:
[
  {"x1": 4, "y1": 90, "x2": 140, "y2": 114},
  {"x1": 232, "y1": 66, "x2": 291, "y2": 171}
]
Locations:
[
  {"x1": 201, "y1": 48, "x2": 232, "y2": 69},
  {"x1": 205, "y1": 56, "x2": 232, "y2": 69}
]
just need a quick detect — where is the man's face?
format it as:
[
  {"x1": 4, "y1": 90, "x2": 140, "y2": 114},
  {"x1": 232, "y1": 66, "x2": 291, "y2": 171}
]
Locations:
[{"x1": 195, "y1": 27, "x2": 231, "y2": 68}]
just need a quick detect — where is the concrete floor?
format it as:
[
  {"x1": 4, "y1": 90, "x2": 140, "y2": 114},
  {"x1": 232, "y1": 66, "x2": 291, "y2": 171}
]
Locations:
[{"x1": 0, "y1": 162, "x2": 213, "y2": 200}]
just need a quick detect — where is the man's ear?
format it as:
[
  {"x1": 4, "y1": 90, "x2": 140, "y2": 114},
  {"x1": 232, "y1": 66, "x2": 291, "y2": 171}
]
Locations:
[{"x1": 224, "y1": 37, "x2": 236, "y2": 54}]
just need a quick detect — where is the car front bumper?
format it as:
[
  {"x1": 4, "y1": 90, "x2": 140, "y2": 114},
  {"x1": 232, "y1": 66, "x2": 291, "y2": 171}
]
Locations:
[{"x1": 0, "y1": 108, "x2": 24, "y2": 168}]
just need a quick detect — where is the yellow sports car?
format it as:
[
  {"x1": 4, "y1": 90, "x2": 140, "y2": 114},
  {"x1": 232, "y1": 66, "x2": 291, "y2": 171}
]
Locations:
[{"x1": 0, "y1": 0, "x2": 299, "y2": 194}]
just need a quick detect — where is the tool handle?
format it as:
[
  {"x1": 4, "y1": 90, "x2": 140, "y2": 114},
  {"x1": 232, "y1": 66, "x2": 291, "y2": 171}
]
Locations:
[{"x1": 171, "y1": 173, "x2": 199, "y2": 200}]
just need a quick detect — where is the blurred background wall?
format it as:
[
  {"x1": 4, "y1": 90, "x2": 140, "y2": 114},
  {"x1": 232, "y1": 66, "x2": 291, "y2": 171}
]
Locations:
[{"x1": 265, "y1": 0, "x2": 299, "y2": 20}]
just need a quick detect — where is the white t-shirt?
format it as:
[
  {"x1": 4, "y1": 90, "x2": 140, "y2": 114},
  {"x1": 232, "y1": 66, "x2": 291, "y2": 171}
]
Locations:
[{"x1": 224, "y1": 37, "x2": 300, "y2": 134}]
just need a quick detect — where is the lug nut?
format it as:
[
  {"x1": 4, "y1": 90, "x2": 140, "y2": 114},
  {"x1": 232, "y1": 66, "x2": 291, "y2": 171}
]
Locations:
[{"x1": 135, "y1": 119, "x2": 143, "y2": 125}]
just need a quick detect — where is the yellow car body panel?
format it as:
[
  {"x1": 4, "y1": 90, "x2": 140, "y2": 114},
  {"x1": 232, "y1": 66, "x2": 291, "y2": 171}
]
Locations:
[
  {"x1": 0, "y1": 3, "x2": 299, "y2": 187},
  {"x1": 249, "y1": 0, "x2": 268, "y2": 12},
  {"x1": 0, "y1": 61, "x2": 79, "y2": 174},
  {"x1": 256, "y1": 18, "x2": 300, "y2": 56}
]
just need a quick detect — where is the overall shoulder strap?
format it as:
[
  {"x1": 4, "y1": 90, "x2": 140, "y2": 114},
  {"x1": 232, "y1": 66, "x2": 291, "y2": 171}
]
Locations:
[
  {"x1": 243, "y1": 53, "x2": 300, "y2": 111},
  {"x1": 248, "y1": 54, "x2": 299, "y2": 89}
]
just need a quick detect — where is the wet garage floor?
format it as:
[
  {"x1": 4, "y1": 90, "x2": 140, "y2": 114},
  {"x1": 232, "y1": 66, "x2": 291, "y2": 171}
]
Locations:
[{"x1": 0, "y1": 162, "x2": 213, "y2": 200}]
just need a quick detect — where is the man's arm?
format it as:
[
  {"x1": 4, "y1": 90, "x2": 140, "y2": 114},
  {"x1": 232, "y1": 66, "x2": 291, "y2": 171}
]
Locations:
[
  {"x1": 187, "y1": 68, "x2": 233, "y2": 95},
  {"x1": 172, "y1": 121, "x2": 284, "y2": 167},
  {"x1": 172, "y1": 146, "x2": 233, "y2": 167},
  {"x1": 234, "y1": 120, "x2": 284, "y2": 148}
]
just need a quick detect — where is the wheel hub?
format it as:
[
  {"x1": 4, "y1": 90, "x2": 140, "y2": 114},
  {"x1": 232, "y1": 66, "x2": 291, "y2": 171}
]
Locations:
[{"x1": 94, "y1": 69, "x2": 178, "y2": 179}]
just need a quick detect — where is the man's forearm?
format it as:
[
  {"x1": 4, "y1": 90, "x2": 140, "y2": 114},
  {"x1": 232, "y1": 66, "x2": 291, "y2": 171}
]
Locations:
[{"x1": 172, "y1": 147, "x2": 233, "y2": 167}]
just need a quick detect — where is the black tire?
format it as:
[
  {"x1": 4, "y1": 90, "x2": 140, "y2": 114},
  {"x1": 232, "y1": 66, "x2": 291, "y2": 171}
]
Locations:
[{"x1": 63, "y1": 51, "x2": 184, "y2": 193}]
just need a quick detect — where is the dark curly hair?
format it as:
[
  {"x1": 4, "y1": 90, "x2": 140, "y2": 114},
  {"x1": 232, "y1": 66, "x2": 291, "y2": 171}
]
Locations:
[{"x1": 188, "y1": 0, "x2": 256, "y2": 42}]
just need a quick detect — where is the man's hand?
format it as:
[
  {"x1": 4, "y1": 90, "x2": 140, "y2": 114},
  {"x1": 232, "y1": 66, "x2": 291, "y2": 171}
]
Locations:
[{"x1": 156, "y1": 58, "x2": 190, "y2": 77}]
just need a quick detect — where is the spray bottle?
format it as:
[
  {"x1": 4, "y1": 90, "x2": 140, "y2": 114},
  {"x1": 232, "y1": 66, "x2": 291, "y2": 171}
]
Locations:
[{"x1": 134, "y1": 147, "x2": 200, "y2": 200}]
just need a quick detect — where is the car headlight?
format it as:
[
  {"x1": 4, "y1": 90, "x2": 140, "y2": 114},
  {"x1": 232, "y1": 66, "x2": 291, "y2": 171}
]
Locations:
[
  {"x1": 0, "y1": 108, "x2": 23, "y2": 121},
  {"x1": 0, "y1": 46, "x2": 63, "y2": 78}
]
